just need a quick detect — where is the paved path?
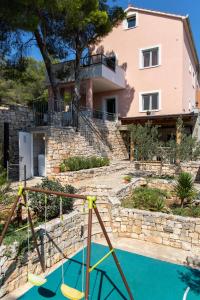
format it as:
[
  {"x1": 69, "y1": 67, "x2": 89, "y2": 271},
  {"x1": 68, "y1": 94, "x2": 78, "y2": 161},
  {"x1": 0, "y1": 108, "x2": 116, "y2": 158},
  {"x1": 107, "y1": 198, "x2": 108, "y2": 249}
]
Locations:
[
  {"x1": 73, "y1": 168, "x2": 133, "y2": 190},
  {"x1": 96, "y1": 237, "x2": 189, "y2": 266}
]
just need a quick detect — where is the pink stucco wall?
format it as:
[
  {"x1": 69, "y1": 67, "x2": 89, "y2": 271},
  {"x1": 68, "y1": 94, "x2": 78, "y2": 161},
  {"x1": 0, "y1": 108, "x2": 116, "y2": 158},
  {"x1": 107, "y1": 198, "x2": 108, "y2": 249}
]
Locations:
[
  {"x1": 182, "y1": 28, "x2": 197, "y2": 113},
  {"x1": 93, "y1": 9, "x2": 198, "y2": 118}
]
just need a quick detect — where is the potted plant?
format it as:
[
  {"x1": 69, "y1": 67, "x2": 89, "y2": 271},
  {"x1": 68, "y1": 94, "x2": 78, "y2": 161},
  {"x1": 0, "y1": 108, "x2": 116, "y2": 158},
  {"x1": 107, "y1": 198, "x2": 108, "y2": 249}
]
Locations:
[{"x1": 123, "y1": 175, "x2": 132, "y2": 184}]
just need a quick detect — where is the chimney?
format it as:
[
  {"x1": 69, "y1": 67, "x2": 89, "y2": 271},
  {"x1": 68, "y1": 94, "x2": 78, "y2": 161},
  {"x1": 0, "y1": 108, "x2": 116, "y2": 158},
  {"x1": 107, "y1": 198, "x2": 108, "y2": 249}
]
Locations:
[{"x1": 128, "y1": 1, "x2": 134, "y2": 7}]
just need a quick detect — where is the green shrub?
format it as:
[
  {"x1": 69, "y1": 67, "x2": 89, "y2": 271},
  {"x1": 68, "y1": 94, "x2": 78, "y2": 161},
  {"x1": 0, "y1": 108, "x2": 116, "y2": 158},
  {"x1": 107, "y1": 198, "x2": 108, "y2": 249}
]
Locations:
[
  {"x1": 0, "y1": 157, "x2": 10, "y2": 203},
  {"x1": 29, "y1": 178, "x2": 76, "y2": 221},
  {"x1": 122, "y1": 187, "x2": 167, "y2": 212},
  {"x1": 174, "y1": 172, "x2": 196, "y2": 207},
  {"x1": 172, "y1": 206, "x2": 200, "y2": 218},
  {"x1": 60, "y1": 156, "x2": 110, "y2": 172},
  {"x1": 149, "y1": 174, "x2": 175, "y2": 181},
  {"x1": 123, "y1": 175, "x2": 132, "y2": 182}
]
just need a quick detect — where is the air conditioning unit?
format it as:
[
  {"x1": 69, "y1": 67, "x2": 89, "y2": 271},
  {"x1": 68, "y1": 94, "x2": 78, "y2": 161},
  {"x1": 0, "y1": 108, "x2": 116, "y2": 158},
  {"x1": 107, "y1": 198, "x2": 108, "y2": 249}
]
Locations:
[{"x1": 146, "y1": 111, "x2": 155, "y2": 116}]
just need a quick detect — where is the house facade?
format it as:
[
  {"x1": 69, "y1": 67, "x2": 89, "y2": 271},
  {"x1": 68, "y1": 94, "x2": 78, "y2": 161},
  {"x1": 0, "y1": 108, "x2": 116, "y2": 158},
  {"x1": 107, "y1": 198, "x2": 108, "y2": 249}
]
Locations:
[
  {"x1": 2, "y1": 5, "x2": 200, "y2": 181},
  {"x1": 95, "y1": 6, "x2": 200, "y2": 118},
  {"x1": 53, "y1": 5, "x2": 200, "y2": 144}
]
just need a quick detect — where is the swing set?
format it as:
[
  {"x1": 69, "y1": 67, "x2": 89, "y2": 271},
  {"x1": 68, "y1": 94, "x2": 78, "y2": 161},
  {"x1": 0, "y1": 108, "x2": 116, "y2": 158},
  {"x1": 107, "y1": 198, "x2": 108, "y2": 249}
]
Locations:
[{"x1": 0, "y1": 184, "x2": 134, "y2": 300}]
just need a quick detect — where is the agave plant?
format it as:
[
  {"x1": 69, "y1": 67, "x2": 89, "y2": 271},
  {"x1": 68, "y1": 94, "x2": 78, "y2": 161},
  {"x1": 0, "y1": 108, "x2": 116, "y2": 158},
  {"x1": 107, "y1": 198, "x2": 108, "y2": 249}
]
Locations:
[{"x1": 174, "y1": 172, "x2": 196, "y2": 207}]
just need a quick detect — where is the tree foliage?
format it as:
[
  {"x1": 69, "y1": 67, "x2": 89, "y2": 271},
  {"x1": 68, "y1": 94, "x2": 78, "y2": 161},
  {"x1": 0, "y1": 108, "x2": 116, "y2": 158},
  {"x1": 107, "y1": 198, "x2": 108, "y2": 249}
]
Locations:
[
  {"x1": 0, "y1": 0, "x2": 125, "y2": 111},
  {"x1": 129, "y1": 118, "x2": 200, "y2": 163},
  {"x1": 0, "y1": 58, "x2": 47, "y2": 104},
  {"x1": 129, "y1": 122, "x2": 161, "y2": 161},
  {"x1": 30, "y1": 178, "x2": 75, "y2": 221},
  {"x1": 175, "y1": 118, "x2": 200, "y2": 162}
]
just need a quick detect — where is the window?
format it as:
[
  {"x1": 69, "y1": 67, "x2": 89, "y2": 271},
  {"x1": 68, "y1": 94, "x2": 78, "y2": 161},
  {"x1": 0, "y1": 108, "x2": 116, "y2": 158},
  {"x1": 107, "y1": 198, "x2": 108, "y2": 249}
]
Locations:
[
  {"x1": 127, "y1": 16, "x2": 136, "y2": 28},
  {"x1": 142, "y1": 48, "x2": 159, "y2": 68},
  {"x1": 123, "y1": 13, "x2": 138, "y2": 29},
  {"x1": 140, "y1": 92, "x2": 160, "y2": 112},
  {"x1": 140, "y1": 46, "x2": 161, "y2": 69}
]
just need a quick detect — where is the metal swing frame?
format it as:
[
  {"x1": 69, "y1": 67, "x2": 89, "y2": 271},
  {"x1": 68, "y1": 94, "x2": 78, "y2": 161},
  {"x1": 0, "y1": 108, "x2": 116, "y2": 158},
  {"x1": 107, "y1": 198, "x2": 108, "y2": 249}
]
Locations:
[{"x1": 0, "y1": 186, "x2": 134, "y2": 300}]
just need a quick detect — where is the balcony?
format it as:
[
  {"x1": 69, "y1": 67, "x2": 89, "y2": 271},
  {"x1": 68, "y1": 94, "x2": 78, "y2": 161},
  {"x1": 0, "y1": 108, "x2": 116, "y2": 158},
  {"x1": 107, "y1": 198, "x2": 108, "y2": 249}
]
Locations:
[
  {"x1": 32, "y1": 101, "x2": 117, "y2": 127},
  {"x1": 50, "y1": 54, "x2": 126, "y2": 92}
]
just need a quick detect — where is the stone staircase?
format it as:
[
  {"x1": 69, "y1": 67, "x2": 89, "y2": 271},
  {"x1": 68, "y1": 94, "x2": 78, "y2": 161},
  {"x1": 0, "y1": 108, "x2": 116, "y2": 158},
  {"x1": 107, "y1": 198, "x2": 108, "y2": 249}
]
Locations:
[{"x1": 79, "y1": 114, "x2": 128, "y2": 160}]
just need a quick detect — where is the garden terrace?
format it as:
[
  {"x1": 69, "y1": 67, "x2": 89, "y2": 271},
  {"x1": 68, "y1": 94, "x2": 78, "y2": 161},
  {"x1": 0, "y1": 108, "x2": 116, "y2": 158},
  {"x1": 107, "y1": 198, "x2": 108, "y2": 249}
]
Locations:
[{"x1": 1, "y1": 162, "x2": 200, "y2": 298}]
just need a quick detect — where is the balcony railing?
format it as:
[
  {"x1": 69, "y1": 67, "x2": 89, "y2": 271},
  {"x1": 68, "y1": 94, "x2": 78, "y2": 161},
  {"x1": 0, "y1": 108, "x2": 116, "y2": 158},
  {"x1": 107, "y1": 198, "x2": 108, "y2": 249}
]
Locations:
[
  {"x1": 33, "y1": 101, "x2": 117, "y2": 127},
  {"x1": 80, "y1": 54, "x2": 116, "y2": 72},
  {"x1": 80, "y1": 106, "x2": 117, "y2": 122},
  {"x1": 56, "y1": 54, "x2": 116, "y2": 74}
]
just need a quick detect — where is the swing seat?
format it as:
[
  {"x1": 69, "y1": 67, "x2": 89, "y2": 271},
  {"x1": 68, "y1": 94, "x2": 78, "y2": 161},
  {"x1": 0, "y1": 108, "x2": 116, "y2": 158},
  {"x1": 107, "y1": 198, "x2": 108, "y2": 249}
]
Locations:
[
  {"x1": 28, "y1": 273, "x2": 47, "y2": 286},
  {"x1": 61, "y1": 283, "x2": 85, "y2": 300}
]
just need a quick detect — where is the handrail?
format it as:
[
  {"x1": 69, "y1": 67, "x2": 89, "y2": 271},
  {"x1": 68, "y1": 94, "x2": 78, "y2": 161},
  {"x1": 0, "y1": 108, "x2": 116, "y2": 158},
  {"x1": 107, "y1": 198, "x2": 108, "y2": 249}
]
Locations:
[
  {"x1": 80, "y1": 106, "x2": 117, "y2": 121},
  {"x1": 72, "y1": 102, "x2": 110, "y2": 148}
]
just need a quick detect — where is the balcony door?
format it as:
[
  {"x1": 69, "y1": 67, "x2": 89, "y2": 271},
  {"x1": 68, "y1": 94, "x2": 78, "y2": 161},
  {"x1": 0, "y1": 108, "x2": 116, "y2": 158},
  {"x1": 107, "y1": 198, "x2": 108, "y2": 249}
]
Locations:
[{"x1": 104, "y1": 97, "x2": 117, "y2": 121}]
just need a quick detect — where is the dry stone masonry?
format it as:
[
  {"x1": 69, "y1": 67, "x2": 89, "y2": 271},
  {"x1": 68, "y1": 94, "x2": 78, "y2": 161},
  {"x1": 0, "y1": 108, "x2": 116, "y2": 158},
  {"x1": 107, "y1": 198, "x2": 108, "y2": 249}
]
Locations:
[
  {"x1": 0, "y1": 105, "x2": 34, "y2": 179},
  {"x1": 54, "y1": 162, "x2": 130, "y2": 184},
  {"x1": 134, "y1": 161, "x2": 200, "y2": 182},
  {"x1": 1, "y1": 176, "x2": 200, "y2": 298}
]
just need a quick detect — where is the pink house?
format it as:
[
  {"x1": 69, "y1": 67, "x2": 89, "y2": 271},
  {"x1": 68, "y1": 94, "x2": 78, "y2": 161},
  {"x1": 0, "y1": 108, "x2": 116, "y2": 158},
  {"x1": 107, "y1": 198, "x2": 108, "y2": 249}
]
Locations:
[{"x1": 50, "y1": 5, "x2": 200, "y2": 145}]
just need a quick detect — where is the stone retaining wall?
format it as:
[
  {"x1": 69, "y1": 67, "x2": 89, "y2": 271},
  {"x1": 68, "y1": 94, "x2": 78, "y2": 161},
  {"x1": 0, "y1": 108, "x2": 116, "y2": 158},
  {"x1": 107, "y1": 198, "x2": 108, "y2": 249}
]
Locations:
[
  {"x1": 45, "y1": 127, "x2": 100, "y2": 175},
  {"x1": 0, "y1": 195, "x2": 111, "y2": 298},
  {"x1": 1, "y1": 177, "x2": 200, "y2": 297},
  {"x1": 54, "y1": 162, "x2": 129, "y2": 184},
  {"x1": 0, "y1": 105, "x2": 34, "y2": 179},
  {"x1": 80, "y1": 117, "x2": 128, "y2": 160},
  {"x1": 111, "y1": 206, "x2": 200, "y2": 257},
  {"x1": 108, "y1": 178, "x2": 200, "y2": 261},
  {"x1": 134, "y1": 161, "x2": 200, "y2": 181},
  {"x1": 46, "y1": 123, "x2": 128, "y2": 175}
]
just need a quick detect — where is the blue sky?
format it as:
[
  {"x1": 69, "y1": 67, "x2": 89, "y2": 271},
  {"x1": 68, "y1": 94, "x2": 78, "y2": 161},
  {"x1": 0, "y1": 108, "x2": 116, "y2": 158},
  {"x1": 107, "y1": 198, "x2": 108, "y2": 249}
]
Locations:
[{"x1": 31, "y1": 0, "x2": 200, "y2": 60}]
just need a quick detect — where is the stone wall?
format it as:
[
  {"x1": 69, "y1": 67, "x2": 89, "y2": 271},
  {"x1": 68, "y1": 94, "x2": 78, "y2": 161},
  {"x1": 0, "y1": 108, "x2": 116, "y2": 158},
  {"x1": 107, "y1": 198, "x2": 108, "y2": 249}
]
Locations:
[
  {"x1": 108, "y1": 178, "x2": 200, "y2": 261},
  {"x1": 46, "y1": 123, "x2": 129, "y2": 175},
  {"x1": 0, "y1": 105, "x2": 34, "y2": 179},
  {"x1": 45, "y1": 127, "x2": 100, "y2": 175},
  {"x1": 133, "y1": 161, "x2": 200, "y2": 181},
  {"x1": 1, "y1": 177, "x2": 200, "y2": 297},
  {"x1": 0, "y1": 193, "x2": 112, "y2": 298},
  {"x1": 79, "y1": 117, "x2": 128, "y2": 160},
  {"x1": 112, "y1": 206, "x2": 200, "y2": 257},
  {"x1": 54, "y1": 162, "x2": 129, "y2": 184},
  {"x1": 0, "y1": 212, "x2": 81, "y2": 297}
]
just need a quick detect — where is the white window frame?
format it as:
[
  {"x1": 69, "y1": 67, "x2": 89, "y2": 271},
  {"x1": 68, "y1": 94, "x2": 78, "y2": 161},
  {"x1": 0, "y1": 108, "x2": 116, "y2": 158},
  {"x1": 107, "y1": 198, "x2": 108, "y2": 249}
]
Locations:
[
  {"x1": 123, "y1": 12, "x2": 138, "y2": 30},
  {"x1": 139, "y1": 45, "x2": 161, "y2": 69},
  {"x1": 139, "y1": 90, "x2": 161, "y2": 112}
]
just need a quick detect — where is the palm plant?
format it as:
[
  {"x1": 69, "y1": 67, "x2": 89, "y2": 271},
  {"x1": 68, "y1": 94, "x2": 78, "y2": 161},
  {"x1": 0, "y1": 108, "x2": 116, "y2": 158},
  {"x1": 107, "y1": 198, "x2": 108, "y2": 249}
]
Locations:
[{"x1": 174, "y1": 172, "x2": 196, "y2": 207}]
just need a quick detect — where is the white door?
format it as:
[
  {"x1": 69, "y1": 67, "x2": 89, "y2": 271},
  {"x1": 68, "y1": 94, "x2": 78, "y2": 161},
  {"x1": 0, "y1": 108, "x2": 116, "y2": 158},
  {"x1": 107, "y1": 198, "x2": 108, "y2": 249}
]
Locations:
[{"x1": 19, "y1": 132, "x2": 33, "y2": 181}]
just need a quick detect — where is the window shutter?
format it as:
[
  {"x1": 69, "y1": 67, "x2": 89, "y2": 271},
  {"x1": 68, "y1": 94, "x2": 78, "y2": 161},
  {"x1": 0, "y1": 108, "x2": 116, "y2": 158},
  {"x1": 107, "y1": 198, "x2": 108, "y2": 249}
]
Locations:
[{"x1": 139, "y1": 94, "x2": 143, "y2": 112}]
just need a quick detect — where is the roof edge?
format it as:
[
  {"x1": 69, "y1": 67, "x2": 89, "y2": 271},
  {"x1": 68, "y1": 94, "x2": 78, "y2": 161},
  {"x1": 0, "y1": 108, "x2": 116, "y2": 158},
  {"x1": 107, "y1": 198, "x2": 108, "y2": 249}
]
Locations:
[
  {"x1": 183, "y1": 16, "x2": 199, "y2": 67},
  {"x1": 125, "y1": 6, "x2": 186, "y2": 20},
  {"x1": 125, "y1": 6, "x2": 199, "y2": 68}
]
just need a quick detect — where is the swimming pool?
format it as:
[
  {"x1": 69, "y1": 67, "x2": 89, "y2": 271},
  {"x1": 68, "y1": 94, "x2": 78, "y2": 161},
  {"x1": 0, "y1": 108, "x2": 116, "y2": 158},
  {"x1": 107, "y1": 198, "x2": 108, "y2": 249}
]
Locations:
[{"x1": 19, "y1": 243, "x2": 200, "y2": 300}]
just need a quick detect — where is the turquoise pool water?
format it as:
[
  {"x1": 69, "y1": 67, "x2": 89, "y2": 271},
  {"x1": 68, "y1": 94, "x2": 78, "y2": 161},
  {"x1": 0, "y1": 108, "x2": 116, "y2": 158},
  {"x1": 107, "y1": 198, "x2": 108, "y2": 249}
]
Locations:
[{"x1": 19, "y1": 243, "x2": 200, "y2": 300}]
